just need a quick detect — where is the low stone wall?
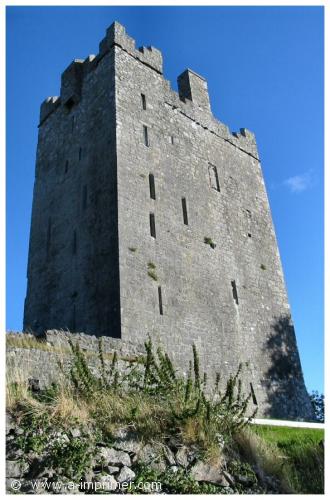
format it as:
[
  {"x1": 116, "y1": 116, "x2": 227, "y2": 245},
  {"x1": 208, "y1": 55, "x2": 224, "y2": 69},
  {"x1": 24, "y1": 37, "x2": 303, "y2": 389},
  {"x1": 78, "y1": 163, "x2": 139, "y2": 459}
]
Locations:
[{"x1": 6, "y1": 330, "x2": 145, "y2": 389}]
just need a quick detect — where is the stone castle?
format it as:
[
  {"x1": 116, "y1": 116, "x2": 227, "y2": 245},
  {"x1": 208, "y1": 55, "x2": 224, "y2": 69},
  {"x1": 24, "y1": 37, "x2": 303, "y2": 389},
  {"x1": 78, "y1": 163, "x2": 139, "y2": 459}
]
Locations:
[{"x1": 23, "y1": 22, "x2": 313, "y2": 420}]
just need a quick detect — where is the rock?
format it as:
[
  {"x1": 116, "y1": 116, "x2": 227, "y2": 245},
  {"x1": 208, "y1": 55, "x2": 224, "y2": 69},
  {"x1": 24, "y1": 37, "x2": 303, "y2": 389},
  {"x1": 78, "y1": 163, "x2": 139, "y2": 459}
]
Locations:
[
  {"x1": 222, "y1": 470, "x2": 235, "y2": 486},
  {"x1": 170, "y1": 465, "x2": 179, "y2": 473},
  {"x1": 162, "y1": 445, "x2": 176, "y2": 466},
  {"x1": 190, "y1": 461, "x2": 229, "y2": 486},
  {"x1": 112, "y1": 427, "x2": 142, "y2": 454},
  {"x1": 215, "y1": 433, "x2": 226, "y2": 450},
  {"x1": 70, "y1": 428, "x2": 81, "y2": 438},
  {"x1": 99, "y1": 475, "x2": 118, "y2": 492},
  {"x1": 105, "y1": 465, "x2": 120, "y2": 474},
  {"x1": 6, "y1": 460, "x2": 29, "y2": 478},
  {"x1": 98, "y1": 447, "x2": 131, "y2": 467},
  {"x1": 175, "y1": 446, "x2": 195, "y2": 468},
  {"x1": 116, "y1": 465, "x2": 136, "y2": 483},
  {"x1": 137, "y1": 444, "x2": 166, "y2": 472},
  {"x1": 15, "y1": 427, "x2": 24, "y2": 436},
  {"x1": 83, "y1": 469, "x2": 94, "y2": 483},
  {"x1": 6, "y1": 413, "x2": 15, "y2": 435}
]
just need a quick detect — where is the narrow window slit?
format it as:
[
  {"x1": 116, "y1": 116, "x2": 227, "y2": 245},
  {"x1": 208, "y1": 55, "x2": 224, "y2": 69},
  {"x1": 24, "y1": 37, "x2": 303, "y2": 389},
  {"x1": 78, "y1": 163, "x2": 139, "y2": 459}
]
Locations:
[
  {"x1": 65, "y1": 160, "x2": 69, "y2": 173},
  {"x1": 150, "y1": 213, "x2": 156, "y2": 238},
  {"x1": 46, "y1": 217, "x2": 51, "y2": 257},
  {"x1": 149, "y1": 174, "x2": 156, "y2": 200},
  {"x1": 143, "y1": 126, "x2": 149, "y2": 147},
  {"x1": 79, "y1": 147, "x2": 82, "y2": 161},
  {"x1": 72, "y1": 230, "x2": 77, "y2": 255},
  {"x1": 250, "y1": 383, "x2": 258, "y2": 405},
  {"x1": 141, "y1": 93, "x2": 146, "y2": 110},
  {"x1": 231, "y1": 280, "x2": 239, "y2": 305},
  {"x1": 182, "y1": 197, "x2": 188, "y2": 225},
  {"x1": 208, "y1": 163, "x2": 220, "y2": 192},
  {"x1": 158, "y1": 286, "x2": 163, "y2": 315}
]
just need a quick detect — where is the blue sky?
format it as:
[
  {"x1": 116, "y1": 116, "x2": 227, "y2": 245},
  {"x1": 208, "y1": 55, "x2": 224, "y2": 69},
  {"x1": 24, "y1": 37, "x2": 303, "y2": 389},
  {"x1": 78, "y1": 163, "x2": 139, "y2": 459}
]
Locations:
[{"x1": 6, "y1": 6, "x2": 324, "y2": 393}]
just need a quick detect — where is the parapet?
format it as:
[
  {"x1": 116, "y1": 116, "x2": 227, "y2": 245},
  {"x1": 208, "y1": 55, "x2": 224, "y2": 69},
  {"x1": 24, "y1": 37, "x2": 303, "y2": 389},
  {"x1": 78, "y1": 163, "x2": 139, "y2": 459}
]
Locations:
[
  {"x1": 99, "y1": 21, "x2": 163, "y2": 74},
  {"x1": 39, "y1": 96, "x2": 61, "y2": 125},
  {"x1": 60, "y1": 59, "x2": 84, "y2": 108},
  {"x1": 178, "y1": 69, "x2": 211, "y2": 113}
]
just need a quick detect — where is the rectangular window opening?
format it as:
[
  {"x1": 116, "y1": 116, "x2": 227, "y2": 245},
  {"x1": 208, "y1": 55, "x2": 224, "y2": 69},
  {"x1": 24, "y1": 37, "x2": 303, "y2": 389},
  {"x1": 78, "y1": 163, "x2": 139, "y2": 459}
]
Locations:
[
  {"x1": 250, "y1": 383, "x2": 258, "y2": 405},
  {"x1": 82, "y1": 185, "x2": 87, "y2": 210},
  {"x1": 231, "y1": 280, "x2": 239, "y2": 305},
  {"x1": 46, "y1": 217, "x2": 51, "y2": 257},
  {"x1": 72, "y1": 230, "x2": 77, "y2": 255},
  {"x1": 158, "y1": 286, "x2": 163, "y2": 315},
  {"x1": 208, "y1": 163, "x2": 220, "y2": 192},
  {"x1": 65, "y1": 160, "x2": 69, "y2": 173},
  {"x1": 182, "y1": 197, "x2": 188, "y2": 225},
  {"x1": 149, "y1": 213, "x2": 156, "y2": 238},
  {"x1": 79, "y1": 147, "x2": 82, "y2": 161},
  {"x1": 143, "y1": 125, "x2": 149, "y2": 147},
  {"x1": 171, "y1": 135, "x2": 175, "y2": 145},
  {"x1": 141, "y1": 93, "x2": 147, "y2": 110},
  {"x1": 149, "y1": 173, "x2": 156, "y2": 200}
]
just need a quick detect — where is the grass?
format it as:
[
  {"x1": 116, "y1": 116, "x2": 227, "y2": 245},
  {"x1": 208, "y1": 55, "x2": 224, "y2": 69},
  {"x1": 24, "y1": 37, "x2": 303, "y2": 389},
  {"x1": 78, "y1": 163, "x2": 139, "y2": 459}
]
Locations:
[
  {"x1": 236, "y1": 425, "x2": 324, "y2": 494},
  {"x1": 6, "y1": 338, "x2": 324, "y2": 494},
  {"x1": 6, "y1": 333, "x2": 55, "y2": 351}
]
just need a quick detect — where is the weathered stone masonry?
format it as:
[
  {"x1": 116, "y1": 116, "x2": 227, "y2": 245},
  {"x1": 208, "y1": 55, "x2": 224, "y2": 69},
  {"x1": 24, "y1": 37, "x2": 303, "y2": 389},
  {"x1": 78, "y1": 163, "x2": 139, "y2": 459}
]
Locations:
[{"x1": 23, "y1": 22, "x2": 314, "y2": 420}]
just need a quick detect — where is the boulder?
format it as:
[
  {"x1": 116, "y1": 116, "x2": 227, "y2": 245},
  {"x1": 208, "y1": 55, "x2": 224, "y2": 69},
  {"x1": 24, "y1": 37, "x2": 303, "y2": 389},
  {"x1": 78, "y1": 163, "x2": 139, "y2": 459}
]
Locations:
[
  {"x1": 190, "y1": 461, "x2": 230, "y2": 486},
  {"x1": 137, "y1": 444, "x2": 166, "y2": 472},
  {"x1": 6, "y1": 460, "x2": 29, "y2": 478},
  {"x1": 116, "y1": 465, "x2": 136, "y2": 483},
  {"x1": 175, "y1": 446, "x2": 196, "y2": 468},
  {"x1": 112, "y1": 427, "x2": 142, "y2": 455},
  {"x1": 105, "y1": 465, "x2": 120, "y2": 474},
  {"x1": 98, "y1": 475, "x2": 118, "y2": 492},
  {"x1": 98, "y1": 447, "x2": 131, "y2": 467}
]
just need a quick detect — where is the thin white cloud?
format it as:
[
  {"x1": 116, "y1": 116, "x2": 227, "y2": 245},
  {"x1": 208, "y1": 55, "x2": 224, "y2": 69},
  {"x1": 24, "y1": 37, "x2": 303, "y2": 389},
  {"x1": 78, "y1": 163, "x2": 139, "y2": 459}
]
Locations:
[{"x1": 284, "y1": 171, "x2": 313, "y2": 193}]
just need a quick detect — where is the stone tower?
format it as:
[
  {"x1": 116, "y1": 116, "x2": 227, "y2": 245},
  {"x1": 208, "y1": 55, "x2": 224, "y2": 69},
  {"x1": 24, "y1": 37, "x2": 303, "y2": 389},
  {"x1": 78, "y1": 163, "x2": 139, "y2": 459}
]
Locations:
[{"x1": 24, "y1": 22, "x2": 313, "y2": 420}]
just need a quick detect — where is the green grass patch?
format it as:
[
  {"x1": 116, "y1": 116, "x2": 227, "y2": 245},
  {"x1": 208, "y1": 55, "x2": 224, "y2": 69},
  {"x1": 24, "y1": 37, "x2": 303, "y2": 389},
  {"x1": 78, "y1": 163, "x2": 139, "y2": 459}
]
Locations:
[{"x1": 252, "y1": 425, "x2": 324, "y2": 494}]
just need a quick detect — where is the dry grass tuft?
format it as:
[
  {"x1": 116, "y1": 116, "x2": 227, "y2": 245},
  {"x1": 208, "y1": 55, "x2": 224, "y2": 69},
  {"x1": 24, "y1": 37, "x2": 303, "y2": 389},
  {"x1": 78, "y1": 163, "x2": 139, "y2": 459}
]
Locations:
[{"x1": 234, "y1": 426, "x2": 291, "y2": 492}]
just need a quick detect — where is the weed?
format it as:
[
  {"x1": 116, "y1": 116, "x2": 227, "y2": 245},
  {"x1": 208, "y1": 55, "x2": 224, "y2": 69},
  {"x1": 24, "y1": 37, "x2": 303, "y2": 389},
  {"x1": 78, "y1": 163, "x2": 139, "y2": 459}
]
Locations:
[
  {"x1": 148, "y1": 269, "x2": 158, "y2": 281},
  {"x1": 204, "y1": 237, "x2": 216, "y2": 249}
]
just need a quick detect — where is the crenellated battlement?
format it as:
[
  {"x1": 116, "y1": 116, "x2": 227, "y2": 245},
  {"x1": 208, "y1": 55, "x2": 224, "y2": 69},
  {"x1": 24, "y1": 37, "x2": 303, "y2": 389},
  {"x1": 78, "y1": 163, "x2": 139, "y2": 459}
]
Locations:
[
  {"x1": 99, "y1": 21, "x2": 163, "y2": 74},
  {"x1": 39, "y1": 22, "x2": 257, "y2": 159},
  {"x1": 39, "y1": 96, "x2": 61, "y2": 125}
]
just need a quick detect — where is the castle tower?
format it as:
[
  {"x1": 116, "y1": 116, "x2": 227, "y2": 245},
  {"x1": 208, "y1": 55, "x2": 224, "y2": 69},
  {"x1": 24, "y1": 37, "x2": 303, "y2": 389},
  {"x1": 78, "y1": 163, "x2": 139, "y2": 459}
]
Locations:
[{"x1": 24, "y1": 22, "x2": 314, "y2": 420}]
